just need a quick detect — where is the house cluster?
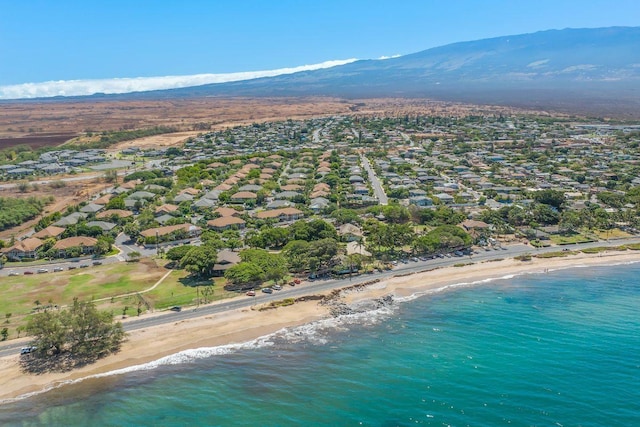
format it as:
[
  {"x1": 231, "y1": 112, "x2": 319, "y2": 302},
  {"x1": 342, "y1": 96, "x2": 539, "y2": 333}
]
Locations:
[
  {"x1": 0, "y1": 149, "x2": 108, "y2": 179},
  {"x1": 4, "y1": 113, "x2": 640, "y2": 265}
]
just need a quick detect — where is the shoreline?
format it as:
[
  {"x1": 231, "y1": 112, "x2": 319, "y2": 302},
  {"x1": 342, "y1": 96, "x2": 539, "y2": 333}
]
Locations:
[{"x1": 2, "y1": 250, "x2": 639, "y2": 404}]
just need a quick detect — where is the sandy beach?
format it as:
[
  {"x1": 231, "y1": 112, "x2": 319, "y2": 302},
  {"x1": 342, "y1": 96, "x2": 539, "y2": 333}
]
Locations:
[{"x1": 1, "y1": 249, "x2": 639, "y2": 403}]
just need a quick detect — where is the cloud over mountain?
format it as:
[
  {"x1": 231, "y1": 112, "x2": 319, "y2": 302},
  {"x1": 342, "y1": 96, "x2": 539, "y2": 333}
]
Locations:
[{"x1": 0, "y1": 59, "x2": 357, "y2": 100}]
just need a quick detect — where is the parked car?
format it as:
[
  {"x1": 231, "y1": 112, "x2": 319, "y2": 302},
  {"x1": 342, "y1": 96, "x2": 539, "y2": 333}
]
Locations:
[
  {"x1": 8, "y1": 271, "x2": 19, "y2": 276},
  {"x1": 37, "y1": 268, "x2": 48, "y2": 273},
  {"x1": 68, "y1": 266, "x2": 77, "y2": 270},
  {"x1": 272, "y1": 284, "x2": 282, "y2": 291},
  {"x1": 169, "y1": 306, "x2": 182, "y2": 312},
  {"x1": 23, "y1": 271, "x2": 34, "y2": 275},
  {"x1": 79, "y1": 264, "x2": 89, "y2": 268},
  {"x1": 92, "y1": 261, "x2": 103, "y2": 265},
  {"x1": 20, "y1": 346, "x2": 36, "y2": 355},
  {"x1": 53, "y1": 267, "x2": 64, "y2": 272},
  {"x1": 246, "y1": 290, "x2": 256, "y2": 296},
  {"x1": 261, "y1": 287, "x2": 273, "y2": 294}
]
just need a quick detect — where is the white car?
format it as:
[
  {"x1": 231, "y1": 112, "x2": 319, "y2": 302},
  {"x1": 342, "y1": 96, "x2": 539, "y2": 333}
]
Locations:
[{"x1": 8, "y1": 271, "x2": 19, "y2": 276}]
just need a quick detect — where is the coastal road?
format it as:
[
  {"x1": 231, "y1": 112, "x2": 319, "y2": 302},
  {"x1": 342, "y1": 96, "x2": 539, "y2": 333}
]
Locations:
[
  {"x1": 2, "y1": 237, "x2": 640, "y2": 358},
  {"x1": 360, "y1": 153, "x2": 388, "y2": 205}
]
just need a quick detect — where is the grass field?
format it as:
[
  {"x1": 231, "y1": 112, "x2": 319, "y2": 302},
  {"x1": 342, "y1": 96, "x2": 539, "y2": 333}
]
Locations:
[
  {"x1": 0, "y1": 259, "x2": 242, "y2": 340},
  {"x1": 549, "y1": 233, "x2": 595, "y2": 245}
]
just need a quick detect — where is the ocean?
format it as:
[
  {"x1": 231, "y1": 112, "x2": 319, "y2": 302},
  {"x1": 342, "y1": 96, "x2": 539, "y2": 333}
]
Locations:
[{"x1": 1, "y1": 263, "x2": 639, "y2": 426}]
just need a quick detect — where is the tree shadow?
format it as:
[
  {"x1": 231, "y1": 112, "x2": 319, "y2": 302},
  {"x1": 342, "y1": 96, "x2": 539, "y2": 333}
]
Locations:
[{"x1": 19, "y1": 344, "x2": 123, "y2": 374}]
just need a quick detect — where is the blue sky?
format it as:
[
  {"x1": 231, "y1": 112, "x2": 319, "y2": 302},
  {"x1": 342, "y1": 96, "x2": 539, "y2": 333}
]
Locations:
[{"x1": 0, "y1": 0, "x2": 638, "y2": 97}]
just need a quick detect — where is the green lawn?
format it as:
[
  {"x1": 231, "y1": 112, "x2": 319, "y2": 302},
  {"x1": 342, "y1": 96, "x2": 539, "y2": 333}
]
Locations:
[
  {"x1": 593, "y1": 228, "x2": 633, "y2": 239},
  {"x1": 0, "y1": 260, "x2": 167, "y2": 338},
  {"x1": 549, "y1": 233, "x2": 595, "y2": 245}
]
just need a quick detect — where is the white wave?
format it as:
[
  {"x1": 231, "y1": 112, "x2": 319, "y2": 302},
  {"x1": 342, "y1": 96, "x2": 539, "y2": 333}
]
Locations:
[
  {"x1": 1, "y1": 301, "x2": 395, "y2": 405},
  {"x1": 0, "y1": 58, "x2": 358, "y2": 100},
  {"x1": 4, "y1": 258, "x2": 637, "y2": 405}
]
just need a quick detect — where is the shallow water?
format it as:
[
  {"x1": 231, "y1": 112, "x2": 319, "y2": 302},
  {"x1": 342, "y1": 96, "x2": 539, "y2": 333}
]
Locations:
[{"x1": 2, "y1": 263, "x2": 639, "y2": 426}]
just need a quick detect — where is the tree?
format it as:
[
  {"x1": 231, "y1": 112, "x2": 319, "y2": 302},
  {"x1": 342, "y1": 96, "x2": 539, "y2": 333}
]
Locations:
[
  {"x1": 96, "y1": 235, "x2": 114, "y2": 255},
  {"x1": 224, "y1": 262, "x2": 265, "y2": 288},
  {"x1": 106, "y1": 196, "x2": 126, "y2": 210},
  {"x1": 1, "y1": 327, "x2": 8, "y2": 341},
  {"x1": 180, "y1": 244, "x2": 218, "y2": 277},
  {"x1": 25, "y1": 299, "x2": 124, "y2": 363},
  {"x1": 283, "y1": 240, "x2": 311, "y2": 272},
  {"x1": 165, "y1": 245, "x2": 193, "y2": 262},
  {"x1": 532, "y1": 189, "x2": 566, "y2": 211}
]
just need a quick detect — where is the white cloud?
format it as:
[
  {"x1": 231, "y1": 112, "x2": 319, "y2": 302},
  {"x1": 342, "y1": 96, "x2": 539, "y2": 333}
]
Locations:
[
  {"x1": 0, "y1": 59, "x2": 358, "y2": 100},
  {"x1": 378, "y1": 54, "x2": 402, "y2": 60}
]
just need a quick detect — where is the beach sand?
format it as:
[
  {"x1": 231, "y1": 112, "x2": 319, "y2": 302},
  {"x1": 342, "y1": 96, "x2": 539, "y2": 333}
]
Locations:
[{"x1": 1, "y1": 250, "x2": 639, "y2": 403}]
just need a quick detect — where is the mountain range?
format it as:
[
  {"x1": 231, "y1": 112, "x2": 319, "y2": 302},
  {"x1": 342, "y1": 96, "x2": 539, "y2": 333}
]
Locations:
[{"x1": 39, "y1": 27, "x2": 640, "y2": 115}]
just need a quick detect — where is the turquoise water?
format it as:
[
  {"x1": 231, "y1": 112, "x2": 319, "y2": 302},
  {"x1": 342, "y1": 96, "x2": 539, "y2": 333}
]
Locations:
[{"x1": 1, "y1": 263, "x2": 640, "y2": 426}]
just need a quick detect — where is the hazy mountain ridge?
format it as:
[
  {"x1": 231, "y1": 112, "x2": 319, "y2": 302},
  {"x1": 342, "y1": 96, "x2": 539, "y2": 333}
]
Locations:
[{"x1": 17, "y1": 27, "x2": 640, "y2": 116}]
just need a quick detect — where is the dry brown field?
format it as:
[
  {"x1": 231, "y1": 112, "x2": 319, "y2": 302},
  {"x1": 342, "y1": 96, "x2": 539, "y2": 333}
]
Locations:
[{"x1": 0, "y1": 96, "x2": 547, "y2": 149}]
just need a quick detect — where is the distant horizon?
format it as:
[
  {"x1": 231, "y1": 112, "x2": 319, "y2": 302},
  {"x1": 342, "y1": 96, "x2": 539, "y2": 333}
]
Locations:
[
  {"x1": 0, "y1": 58, "x2": 359, "y2": 100},
  {"x1": 2, "y1": 0, "x2": 638, "y2": 90},
  {"x1": 2, "y1": 23, "x2": 639, "y2": 101}
]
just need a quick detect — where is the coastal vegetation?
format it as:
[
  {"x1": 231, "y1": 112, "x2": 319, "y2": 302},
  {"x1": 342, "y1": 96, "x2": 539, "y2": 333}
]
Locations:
[{"x1": 23, "y1": 298, "x2": 124, "y2": 372}]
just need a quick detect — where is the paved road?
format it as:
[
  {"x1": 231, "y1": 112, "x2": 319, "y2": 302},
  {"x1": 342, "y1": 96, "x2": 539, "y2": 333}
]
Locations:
[
  {"x1": 400, "y1": 132, "x2": 414, "y2": 146},
  {"x1": 360, "y1": 153, "x2": 388, "y2": 205},
  {"x1": 3, "y1": 237, "x2": 639, "y2": 357}
]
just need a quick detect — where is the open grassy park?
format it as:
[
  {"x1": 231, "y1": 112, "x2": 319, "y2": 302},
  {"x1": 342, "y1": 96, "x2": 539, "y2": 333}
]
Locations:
[{"x1": 0, "y1": 259, "x2": 238, "y2": 339}]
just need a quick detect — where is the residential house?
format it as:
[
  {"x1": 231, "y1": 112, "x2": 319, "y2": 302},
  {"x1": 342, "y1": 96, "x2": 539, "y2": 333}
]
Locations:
[
  {"x1": 255, "y1": 207, "x2": 304, "y2": 222},
  {"x1": 2, "y1": 237, "x2": 44, "y2": 261},
  {"x1": 207, "y1": 216, "x2": 246, "y2": 231},
  {"x1": 32, "y1": 225, "x2": 65, "y2": 240},
  {"x1": 139, "y1": 224, "x2": 202, "y2": 240},
  {"x1": 96, "y1": 209, "x2": 134, "y2": 219},
  {"x1": 230, "y1": 191, "x2": 257, "y2": 204},
  {"x1": 52, "y1": 236, "x2": 98, "y2": 258},
  {"x1": 337, "y1": 223, "x2": 363, "y2": 242}
]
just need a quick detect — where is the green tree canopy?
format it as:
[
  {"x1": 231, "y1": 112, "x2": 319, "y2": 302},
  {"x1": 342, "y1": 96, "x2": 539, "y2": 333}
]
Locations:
[{"x1": 25, "y1": 299, "x2": 125, "y2": 369}]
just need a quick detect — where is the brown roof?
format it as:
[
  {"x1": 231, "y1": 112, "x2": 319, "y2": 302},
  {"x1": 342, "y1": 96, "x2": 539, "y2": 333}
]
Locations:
[
  {"x1": 3, "y1": 237, "x2": 43, "y2": 253},
  {"x1": 214, "y1": 207, "x2": 242, "y2": 217},
  {"x1": 262, "y1": 168, "x2": 276, "y2": 174},
  {"x1": 96, "y1": 209, "x2": 133, "y2": 219},
  {"x1": 139, "y1": 223, "x2": 201, "y2": 238},
  {"x1": 207, "y1": 216, "x2": 246, "y2": 228},
  {"x1": 281, "y1": 184, "x2": 303, "y2": 191},
  {"x1": 255, "y1": 207, "x2": 303, "y2": 220},
  {"x1": 310, "y1": 190, "x2": 329, "y2": 199},
  {"x1": 241, "y1": 163, "x2": 260, "y2": 170},
  {"x1": 120, "y1": 180, "x2": 141, "y2": 189},
  {"x1": 230, "y1": 191, "x2": 257, "y2": 200},
  {"x1": 32, "y1": 225, "x2": 66, "y2": 239},
  {"x1": 180, "y1": 187, "x2": 200, "y2": 196},
  {"x1": 224, "y1": 177, "x2": 239, "y2": 185},
  {"x1": 208, "y1": 162, "x2": 225, "y2": 168},
  {"x1": 314, "y1": 183, "x2": 330, "y2": 191},
  {"x1": 52, "y1": 236, "x2": 98, "y2": 250},
  {"x1": 460, "y1": 219, "x2": 490, "y2": 230},
  {"x1": 215, "y1": 183, "x2": 233, "y2": 191},
  {"x1": 93, "y1": 194, "x2": 113, "y2": 205},
  {"x1": 155, "y1": 204, "x2": 179, "y2": 214}
]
